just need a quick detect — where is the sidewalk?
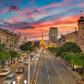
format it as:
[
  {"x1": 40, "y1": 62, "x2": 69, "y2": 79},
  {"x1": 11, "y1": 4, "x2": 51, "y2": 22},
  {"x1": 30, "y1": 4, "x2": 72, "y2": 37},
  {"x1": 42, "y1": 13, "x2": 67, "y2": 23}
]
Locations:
[{"x1": 57, "y1": 57, "x2": 84, "y2": 84}]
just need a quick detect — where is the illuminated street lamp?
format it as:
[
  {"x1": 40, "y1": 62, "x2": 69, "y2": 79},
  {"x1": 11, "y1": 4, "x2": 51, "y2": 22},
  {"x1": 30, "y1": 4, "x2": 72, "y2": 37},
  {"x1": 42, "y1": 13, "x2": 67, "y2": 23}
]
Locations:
[
  {"x1": 28, "y1": 54, "x2": 30, "y2": 84},
  {"x1": 13, "y1": 81, "x2": 16, "y2": 84},
  {"x1": 24, "y1": 80, "x2": 27, "y2": 84},
  {"x1": 17, "y1": 76, "x2": 20, "y2": 84}
]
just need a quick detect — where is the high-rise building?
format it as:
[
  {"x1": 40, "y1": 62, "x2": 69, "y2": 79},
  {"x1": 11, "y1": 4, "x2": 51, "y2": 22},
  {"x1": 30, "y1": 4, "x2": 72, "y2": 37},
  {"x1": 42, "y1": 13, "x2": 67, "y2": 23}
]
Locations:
[
  {"x1": 49, "y1": 27, "x2": 58, "y2": 43},
  {"x1": 78, "y1": 16, "x2": 84, "y2": 51}
]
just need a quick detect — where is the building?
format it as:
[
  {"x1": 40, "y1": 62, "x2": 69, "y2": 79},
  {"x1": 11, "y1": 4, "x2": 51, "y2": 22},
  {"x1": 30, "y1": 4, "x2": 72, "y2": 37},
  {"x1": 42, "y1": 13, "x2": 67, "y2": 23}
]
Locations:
[
  {"x1": 57, "y1": 34, "x2": 65, "y2": 46},
  {"x1": 57, "y1": 31, "x2": 78, "y2": 47},
  {"x1": 78, "y1": 16, "x2": 84, "y2": 51},
  {"x1": 0, "y1": 28, "x2": 20, "y2": 51},
  {"x1": 49, "y1": 27, "x2": 58, "y2": 43},
  {"x1": 64, "y1": 31, "x2": 78, "y2": 43}
]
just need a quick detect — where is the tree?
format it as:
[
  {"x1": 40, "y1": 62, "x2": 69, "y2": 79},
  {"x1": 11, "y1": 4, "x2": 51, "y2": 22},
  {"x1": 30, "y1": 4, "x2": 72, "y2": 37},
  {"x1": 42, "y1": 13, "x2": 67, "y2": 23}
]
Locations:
[
  {"x1": 47, "y1": 47, "x2": 56, "y2": 54},
  {"x1": 20, "y1": 41, "x2": 34, "y2": 52},
  {"x1": 9, "y1": 50, "x2": 19, "y2": 64},
  {"x1": 33, "y1": 41, "x2": 40, "y2": 48},
  {"x1": 57, "y1": 42, "x2": 81, "y2": 56},
  {"x1": 55, "y1": 46, "x2": 62, "y2": 56},
  {"x1": 77, "y1": 53, "x2": 84, "y2": 67},
  {"x1": 0, "y1": 44, "x2": 10, "y2": 68}
]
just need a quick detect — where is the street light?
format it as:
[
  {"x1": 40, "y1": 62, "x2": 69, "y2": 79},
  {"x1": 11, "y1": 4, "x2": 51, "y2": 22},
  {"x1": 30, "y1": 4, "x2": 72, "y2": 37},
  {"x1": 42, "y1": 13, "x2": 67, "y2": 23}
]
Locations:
[
  {"x1": 17, "y1": 76, "x2": 20, "y2": 84},
  {"x1": 24, "y1": 80, "x2": 27, "y2": 84},
  {"x1": 28, "y1": 54, "x2": 30, "y2": 84},
  {"x1": 13, "y1": 81, "x2": 16, "y2": 84}
]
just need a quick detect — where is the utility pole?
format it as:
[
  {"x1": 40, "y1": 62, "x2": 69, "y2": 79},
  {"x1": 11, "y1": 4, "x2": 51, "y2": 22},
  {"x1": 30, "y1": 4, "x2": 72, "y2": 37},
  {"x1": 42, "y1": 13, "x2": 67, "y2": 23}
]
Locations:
[{"x1": 28, "y1": 54, "x2": 30, "y2": 84}]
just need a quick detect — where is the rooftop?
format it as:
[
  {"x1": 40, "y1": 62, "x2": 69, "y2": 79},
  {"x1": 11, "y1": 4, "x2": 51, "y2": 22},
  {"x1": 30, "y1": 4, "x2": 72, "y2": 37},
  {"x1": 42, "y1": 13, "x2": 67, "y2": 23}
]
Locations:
[{"x1": 78, "y1": 16, "x2": 84, "y2": 22}]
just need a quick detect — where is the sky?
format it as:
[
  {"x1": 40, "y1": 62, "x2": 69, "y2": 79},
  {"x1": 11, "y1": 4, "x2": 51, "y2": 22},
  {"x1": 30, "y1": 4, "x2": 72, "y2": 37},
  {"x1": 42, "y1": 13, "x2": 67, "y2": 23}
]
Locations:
[{"x1": 0, "y1": 0, "x2": 84, "y2": 40}]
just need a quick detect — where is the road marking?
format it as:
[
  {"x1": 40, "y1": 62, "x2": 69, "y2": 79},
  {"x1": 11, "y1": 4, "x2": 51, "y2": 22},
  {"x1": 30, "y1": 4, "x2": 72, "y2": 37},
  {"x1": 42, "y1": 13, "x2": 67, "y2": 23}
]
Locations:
[
  {"x1": 59, "y1": 75, "x2": 66, "y2": 84},
  {"x1": 59, "y1": 75, "x2": 63, "y2": 80},
  {"x1": 49, "y1": 82, "x2": 51, "y2": 84},
  {"x1": 47, "y1": 69, "x2": 48, "y2": 73},
  {"x1": 48, "y1": 74, "x2": 50, "y2": 79},
  {"x1": 45, "y1": 63, "x2": 51, "y2": 84}
]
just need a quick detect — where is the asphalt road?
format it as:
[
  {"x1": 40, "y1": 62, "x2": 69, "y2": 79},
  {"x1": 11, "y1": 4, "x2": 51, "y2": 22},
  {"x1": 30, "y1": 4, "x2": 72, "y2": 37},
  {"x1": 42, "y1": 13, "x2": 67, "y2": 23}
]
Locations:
[
  {"x1": 0, "y1": 51, "x2": 78, "y2": 84},
  {"x1": 20, "y1": 61, "x2": 37, "y2": 84},
  {"x1": 36, "y1": 53, "x2": 77, "y2": 84}
]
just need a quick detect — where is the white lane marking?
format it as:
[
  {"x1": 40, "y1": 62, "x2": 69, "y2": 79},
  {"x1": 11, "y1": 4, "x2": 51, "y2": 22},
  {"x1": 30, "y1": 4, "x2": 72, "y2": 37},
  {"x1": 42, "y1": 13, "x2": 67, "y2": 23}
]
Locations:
[
  {"x1": 59, "y1": 75, "x2": 63, "y2": 80},
  {"x1": 45, "y1": 63, "x2": 51, "y2": 84},
  {"x1": 47, "y1": 69, "x2": 48, "y2": 73},
  {"x1": 48, "y1": 74, "x2": 50, "y2": 79},
  {"x1": 49, "y1": 82, "x2": 51, "y2": 84},
  {"x1": 51, "y1": 60, "x2": 67, "y2": 84},
  {"x1": 59, "y1": 75, "x2": 66, "y2": 84}
]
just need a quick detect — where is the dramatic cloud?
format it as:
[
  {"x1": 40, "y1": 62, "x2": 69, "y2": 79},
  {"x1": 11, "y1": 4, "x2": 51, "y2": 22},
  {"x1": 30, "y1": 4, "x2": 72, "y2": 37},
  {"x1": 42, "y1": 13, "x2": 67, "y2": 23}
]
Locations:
[{"x1": 0, "y1": 0, "x2": 83, "y2": 40}]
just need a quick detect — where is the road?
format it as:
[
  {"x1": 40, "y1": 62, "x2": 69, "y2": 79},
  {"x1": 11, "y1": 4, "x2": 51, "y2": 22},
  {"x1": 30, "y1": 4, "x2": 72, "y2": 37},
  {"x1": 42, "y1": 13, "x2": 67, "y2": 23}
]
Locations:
[
  {"x1": 20, "y1": 62, "x2": 37, "y2": 84},
  {"x1": 0, "y1": 50, "x2": 78, "y2": 84},
  {"x1": 36, "y1": 52, "x2": 77, "y2": 84}
]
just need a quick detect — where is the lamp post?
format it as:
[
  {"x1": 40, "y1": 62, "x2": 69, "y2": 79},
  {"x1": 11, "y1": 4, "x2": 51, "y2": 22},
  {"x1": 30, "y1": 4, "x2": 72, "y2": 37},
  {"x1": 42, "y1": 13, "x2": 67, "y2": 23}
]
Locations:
[
  {"x1": 13, "y1": 81, "x2": 16, "y2": 84},
  {"x1": 28, "y1": 53, "x2": 30, "y2": 84},
  {"x1": 17, "y1": 76, "x2": 20, "y2": 84},
  {"x1": 24, "y1": 80, "x2": 27, "y2": 84}
]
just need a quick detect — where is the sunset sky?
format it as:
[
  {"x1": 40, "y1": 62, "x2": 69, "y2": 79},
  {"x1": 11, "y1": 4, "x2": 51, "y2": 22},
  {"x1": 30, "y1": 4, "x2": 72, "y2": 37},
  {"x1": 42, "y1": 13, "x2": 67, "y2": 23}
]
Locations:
[{"x1": 0, "y1": 0, "x2": 84, "y2": 40}]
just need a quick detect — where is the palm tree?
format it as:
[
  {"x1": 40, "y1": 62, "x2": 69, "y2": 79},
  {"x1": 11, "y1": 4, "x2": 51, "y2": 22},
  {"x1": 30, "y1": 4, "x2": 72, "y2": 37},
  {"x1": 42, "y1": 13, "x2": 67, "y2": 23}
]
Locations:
[
  {"x1": 0, "y1": 44, "x2": 10, "y2": 68},
  {"x1": 9, "y1": 50, "x2": 19, "y2": 64}
]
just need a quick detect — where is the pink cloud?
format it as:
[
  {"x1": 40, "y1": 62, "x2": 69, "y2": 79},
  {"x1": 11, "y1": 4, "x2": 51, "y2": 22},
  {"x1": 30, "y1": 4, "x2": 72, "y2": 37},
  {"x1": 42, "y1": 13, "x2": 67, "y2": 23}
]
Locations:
[{"x1": 0, "y1": 8, "x2": 9, "y2": 14}]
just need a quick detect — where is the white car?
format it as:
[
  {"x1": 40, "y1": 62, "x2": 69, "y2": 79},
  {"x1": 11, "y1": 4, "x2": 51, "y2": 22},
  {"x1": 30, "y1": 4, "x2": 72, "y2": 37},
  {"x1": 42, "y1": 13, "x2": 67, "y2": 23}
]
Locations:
[
  {"x1": 24, "y1": 59, "x2": 29, "y2": 65},
  {"x1": 32, "y1": 57, "x2": 39, "y2": 61},
  {"x1": 18, "y1": 58, "x2": 24, "y2": 63},
  {"x1": 0, "y1": 67, "x2": 11, "y2": 76},
  {"x1": 32, "y1": 57, "x2": 35, "y2": 61},
  {"x1": 4, "y1": 73, "x2": 15, "y2": 84}
]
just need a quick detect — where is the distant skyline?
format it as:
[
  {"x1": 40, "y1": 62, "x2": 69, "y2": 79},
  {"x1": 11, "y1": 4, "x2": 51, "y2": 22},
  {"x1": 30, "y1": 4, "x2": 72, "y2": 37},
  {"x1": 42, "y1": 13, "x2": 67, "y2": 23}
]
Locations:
[{"x1": 0, "y1": 0, "x2": 84, "y2": 40}]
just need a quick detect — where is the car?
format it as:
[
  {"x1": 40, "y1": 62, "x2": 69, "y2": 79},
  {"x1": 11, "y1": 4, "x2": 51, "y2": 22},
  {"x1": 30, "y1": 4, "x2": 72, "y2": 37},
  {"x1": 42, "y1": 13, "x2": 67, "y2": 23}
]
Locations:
[
  {"x1": 16, "y1": 67, "x2": 24, "y2": 73},
  {"x1": 32, "y1": 57, "x2": 35, "y2": 61},
  {"x1": 32, "y1": 57, "x2": 39, "y2": 61},
  {"x1": 35, "y1": 57, "x2": 39, "y2": 61},
  {"x1": 0, "y1": 67, "x2": 11, "y2": 76},
  {"x1": 24, "y1": 61, "x2": 29, "y2": 65},
  {"x1": 18, "y1": 58, "x2": 24, "y2": 63},
  {"x1": 4, "y1": 73, "x2": 15, "y2": 84},
  {"x1": 24, "y1": 59, "x2": 29, "y2": 65}
]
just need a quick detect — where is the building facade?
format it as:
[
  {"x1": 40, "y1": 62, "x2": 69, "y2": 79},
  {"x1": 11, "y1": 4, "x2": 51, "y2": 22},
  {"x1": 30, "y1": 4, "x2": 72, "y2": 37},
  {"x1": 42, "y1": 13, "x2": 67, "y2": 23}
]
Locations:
[
  {"x1": 57, "y1": 35, "x2": 65, "y2": 46},
  {"x1": 78, "y1": 16, "x2": 84, "y2": 51},
  {"x1": 49, "y1": 27, "x2": 58, "y2": 43},
  {"x1": 0, "y1": 28, "x2": 20, "y2": 51},
  {"x1": 64, "y1": 31, "x2": 78, "y2": 43}
]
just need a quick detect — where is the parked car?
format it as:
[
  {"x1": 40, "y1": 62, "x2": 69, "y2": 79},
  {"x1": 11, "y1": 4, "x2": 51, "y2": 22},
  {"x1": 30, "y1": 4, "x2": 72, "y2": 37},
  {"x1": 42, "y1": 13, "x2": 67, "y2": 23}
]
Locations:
[
  {"x1": 0, "y1": 67, "x2": 11, "y2": 76},
  {"x1": 16, "y1": 66, "x2": 24, "y2": 73},
  {"x1": 4, "y1": 73, "x2": 15, "y2": 84},
  {"x1": 24, "y1": 59, "x2": 29, "y2": 65},
  {"x1": 24, "y1": 61, "x2": 29, "y2": 65},
  {"x1": 18, "y1": 58, "x2": 24, "y2": 63}
]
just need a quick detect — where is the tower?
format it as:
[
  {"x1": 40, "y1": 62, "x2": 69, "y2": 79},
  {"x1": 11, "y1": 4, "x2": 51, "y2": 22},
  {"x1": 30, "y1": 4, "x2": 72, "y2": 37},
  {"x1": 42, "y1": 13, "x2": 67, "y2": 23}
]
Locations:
[
  {"x1": 78, "y1": 11, "x2": 84, "y2": 51},
  {"x1": 39, "y1": 30, "x2": 46, "y2": 49},
  {"x1": 49, "y1": 27, "x2": 58, "y2": 43}
]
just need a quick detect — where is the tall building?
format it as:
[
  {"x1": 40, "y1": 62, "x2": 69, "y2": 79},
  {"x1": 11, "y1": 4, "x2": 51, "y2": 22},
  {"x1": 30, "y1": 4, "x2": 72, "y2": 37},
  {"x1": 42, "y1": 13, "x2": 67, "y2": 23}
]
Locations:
[
  {"x1": 49, "y1": 27, "x2": 58, "y2": 43},
  {"x1": 78, "y1": 16, "x2": 84, "y2": 51}
]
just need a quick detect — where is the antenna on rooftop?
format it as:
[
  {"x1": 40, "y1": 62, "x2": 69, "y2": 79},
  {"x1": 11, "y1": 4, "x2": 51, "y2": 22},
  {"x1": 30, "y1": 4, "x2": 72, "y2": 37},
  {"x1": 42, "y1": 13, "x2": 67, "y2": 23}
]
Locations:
[{"x1": 80, "y1": 9, "x2": 83, "y2": 16}]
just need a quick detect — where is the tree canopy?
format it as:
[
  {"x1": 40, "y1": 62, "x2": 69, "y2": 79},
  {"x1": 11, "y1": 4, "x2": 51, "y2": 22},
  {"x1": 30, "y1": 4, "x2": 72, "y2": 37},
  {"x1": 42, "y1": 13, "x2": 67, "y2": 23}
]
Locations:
[
  {"x1": 56, "y1": 42, "x2": 81, "y2": 56},
  {"x1": 20, "y1": 41, "x2": 34, "y2": 52}
]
